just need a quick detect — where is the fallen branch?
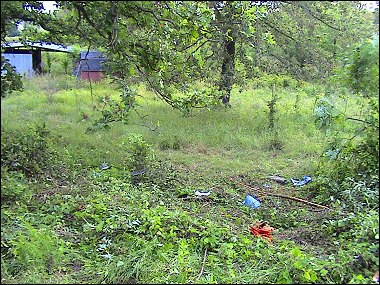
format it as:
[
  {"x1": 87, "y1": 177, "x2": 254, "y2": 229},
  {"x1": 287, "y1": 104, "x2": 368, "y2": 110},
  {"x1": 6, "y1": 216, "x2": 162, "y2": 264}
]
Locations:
[
  {"x1": 230, "y1": 177, "x2": 330, "y2": 210},
  {"x1": 196, "y1": 248, "x2": 208, "y2": 281}
]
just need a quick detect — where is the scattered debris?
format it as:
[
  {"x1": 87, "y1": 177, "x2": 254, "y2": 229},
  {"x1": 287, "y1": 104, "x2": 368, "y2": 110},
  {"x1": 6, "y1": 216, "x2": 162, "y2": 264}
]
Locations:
[
  {"x1": 266, "y1": 175, "x2": 287, "y2": 184},
  {"x1": 130, "y1": 169, "x2": 146, "y2": 176},
  {"x1": 263, "y1": 183, "x2": 271, "y2": 189},
  {"x1": 249, "y1": 221, "x2": 275, "y2": 243},
  {"x1": 230, "y1": 177, "x2": 330, "y2": 210},
  {"x1": 291, "y1": 175, "x2": 312, "y2": 186},
  {"x1": 99, "y1": 162, "x2": 111, "y2": 170},
  {"x1": 242, "y1": 194, "x2": 261, "y2": 209},
  {"x1": 195, "y1": 190, "x2": 211, "y2": 197}
]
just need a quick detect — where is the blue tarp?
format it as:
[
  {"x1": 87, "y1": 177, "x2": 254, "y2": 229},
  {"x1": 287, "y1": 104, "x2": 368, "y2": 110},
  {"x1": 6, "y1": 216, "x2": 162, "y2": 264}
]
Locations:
[
  {"x1": 291, "y1": 175, "x2": 312, "y2": 186},
  {"x1": 242, "y1": 194, "x2": 261, "y2": 209}
]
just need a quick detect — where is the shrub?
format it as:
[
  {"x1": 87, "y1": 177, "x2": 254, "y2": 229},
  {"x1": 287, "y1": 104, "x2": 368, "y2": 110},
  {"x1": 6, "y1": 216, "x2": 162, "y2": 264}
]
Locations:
[
  {"x1": 250, "y1": 73, "x2": 300, "y2": 89},
  {"x1": 158, "y1": 135, "x2": 184, "y2": 150},
  {"x1": 10, "y1": 223, "x2": 69, "y2": 274},
  {"x1": 1, "y1": 123, "x2": 55, "y2": 178},
  {"x1": 121, "y1": 133, "x2": 155, "y2": 174},
  {"x1": 1, "y1": 167, "x2": 28, "y2": 203},
  {"x1": 313, "y1": 36, "x2": 379, "y2": 212},
  {"x1": 1, "y1": 56, "x2": 23, "y2": 98}
]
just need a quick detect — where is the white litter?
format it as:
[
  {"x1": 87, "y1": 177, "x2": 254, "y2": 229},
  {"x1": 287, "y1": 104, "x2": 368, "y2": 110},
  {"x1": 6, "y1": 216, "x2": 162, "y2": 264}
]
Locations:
[{"x1": 194, "y1": 190, "x2": 211, "y2": 196}]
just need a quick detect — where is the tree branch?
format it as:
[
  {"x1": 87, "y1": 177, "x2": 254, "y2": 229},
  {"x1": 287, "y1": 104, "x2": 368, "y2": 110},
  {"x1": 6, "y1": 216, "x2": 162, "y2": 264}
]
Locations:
[
  {"x1": 135, "y1": 65, "x2": 178, "y2": 110},
  {"x1": 132, "y1": 108, "x2": 158, "y2": 131},
  {"x1": 346, "y1": 116, "x2": 379, "y2": 128},
  {"x1": 71, "y1": 2, "x2": 108, "y2": 40},
  {"x1": 283, "y1": 1, "x2": 342, "y2": 31},
  {"x1": 131, "y1": 5, "x2": 178, "y2": 28}
]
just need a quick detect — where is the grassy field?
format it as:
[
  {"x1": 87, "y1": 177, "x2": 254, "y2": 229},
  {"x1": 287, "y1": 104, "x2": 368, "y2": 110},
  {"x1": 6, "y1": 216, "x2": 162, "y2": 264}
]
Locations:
[{"x1": 1, "y1": 74, "x2": 378, "y2": 284}]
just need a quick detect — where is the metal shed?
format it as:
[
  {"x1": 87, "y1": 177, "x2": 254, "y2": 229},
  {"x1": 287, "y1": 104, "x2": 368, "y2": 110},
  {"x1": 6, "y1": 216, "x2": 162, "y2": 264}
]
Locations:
[
  {"x1": 75, "y1": 51, "x2": 106, "y2": 82},
  {"x1": 1, "y1": 41, "x2": 72, "y2": 77}
]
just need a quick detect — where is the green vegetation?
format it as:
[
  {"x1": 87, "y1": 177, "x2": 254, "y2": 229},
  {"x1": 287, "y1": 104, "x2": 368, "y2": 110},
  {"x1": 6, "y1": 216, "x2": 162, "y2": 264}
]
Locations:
[
  {"x1": 1, "y1": 69, "x2": 378, "y2": 283},
  {"x1": 1, "y1": 1, "x2": 378, "y2": 284}
]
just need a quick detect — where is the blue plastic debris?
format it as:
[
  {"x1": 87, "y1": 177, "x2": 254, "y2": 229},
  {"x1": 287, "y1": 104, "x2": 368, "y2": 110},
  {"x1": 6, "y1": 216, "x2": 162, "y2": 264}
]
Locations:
[
  {"x1": 291, "y1": 175, "x2": 312, "y2": 186},
  {"x1": 242, "y1": 194, "x2": 261, "y2": 209},
  {"x1": 99, "y1": 162, "x2": 111, "y2": 170}
]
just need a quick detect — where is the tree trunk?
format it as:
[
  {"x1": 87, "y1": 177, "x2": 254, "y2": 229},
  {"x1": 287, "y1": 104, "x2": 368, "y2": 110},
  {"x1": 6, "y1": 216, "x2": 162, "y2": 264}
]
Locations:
[
  {"x1": 220, "y1": 35, "x2": 235, "y2": 105},
  {"x1": 213, "y1": 1, "x2": 236, "y2": 105}
]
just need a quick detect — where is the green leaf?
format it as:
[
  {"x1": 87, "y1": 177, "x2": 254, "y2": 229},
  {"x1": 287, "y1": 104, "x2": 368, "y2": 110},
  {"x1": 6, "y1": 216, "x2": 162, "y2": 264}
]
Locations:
[
  {"x1": 248, "y1": 25, "x2": 255, "y2": 34},
  {"x1": 191, "y1": 29, "x2": 199, "y2": 42},
  {"x1": 128, "y1": 66, "x2": 136, "y2": 76},
  {"x1": 320, "y1": 269, "x2": 328, "y2": 276}
]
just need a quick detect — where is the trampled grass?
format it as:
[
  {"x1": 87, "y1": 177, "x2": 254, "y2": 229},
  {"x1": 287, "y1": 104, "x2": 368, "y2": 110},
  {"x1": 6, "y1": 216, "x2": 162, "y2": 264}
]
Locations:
[{"x1": 1, "y1": 74, "x2": 377, "y2": 284}]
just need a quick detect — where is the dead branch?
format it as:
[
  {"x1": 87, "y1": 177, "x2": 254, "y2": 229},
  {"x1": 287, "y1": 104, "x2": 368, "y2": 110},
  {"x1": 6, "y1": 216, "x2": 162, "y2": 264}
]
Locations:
[
  {"x1": 196, "y1": 248, "x2": 208, "y2": 281},
  {"x1": 230, "y1": 177, "x2": 330, "y2": 210}
]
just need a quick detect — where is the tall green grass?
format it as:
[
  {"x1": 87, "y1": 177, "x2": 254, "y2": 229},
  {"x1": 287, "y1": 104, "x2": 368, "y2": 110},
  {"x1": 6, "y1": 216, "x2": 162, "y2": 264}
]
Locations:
[{"x1": 1, "y1": 74, "x2": 355, "y2": 179}]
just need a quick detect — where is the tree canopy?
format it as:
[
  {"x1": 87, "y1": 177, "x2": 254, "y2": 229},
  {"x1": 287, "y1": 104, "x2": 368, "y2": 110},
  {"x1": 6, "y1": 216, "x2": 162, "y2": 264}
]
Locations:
[{"x1": 1, "y1": 1, "x2": 377, "y2": 120}]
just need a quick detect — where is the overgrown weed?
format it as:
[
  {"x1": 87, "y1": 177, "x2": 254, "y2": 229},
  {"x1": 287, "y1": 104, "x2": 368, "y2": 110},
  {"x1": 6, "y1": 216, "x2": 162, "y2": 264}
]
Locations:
[{"x1": 1, "y1": 74, "x2": 378, "y2": 284}]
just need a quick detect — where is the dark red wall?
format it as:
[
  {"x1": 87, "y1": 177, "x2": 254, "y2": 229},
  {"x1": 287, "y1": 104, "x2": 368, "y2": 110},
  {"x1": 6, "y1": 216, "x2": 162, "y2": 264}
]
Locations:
[{"x1": 80, "y1": 71, "x2": 104, "y2": 82}]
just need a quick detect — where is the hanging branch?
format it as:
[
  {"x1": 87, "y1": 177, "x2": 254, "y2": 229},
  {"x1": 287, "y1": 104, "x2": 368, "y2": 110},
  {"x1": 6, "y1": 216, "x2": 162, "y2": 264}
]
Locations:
[
  {"x1": 282, "y1": 1, "x2": 342, "y2": 31},
  {"x1": 132, "y1": 108, "x2": 158, "y2": 131},
  {"x1": 230, "y1": 177, "x2": 331, "y2": 210}
]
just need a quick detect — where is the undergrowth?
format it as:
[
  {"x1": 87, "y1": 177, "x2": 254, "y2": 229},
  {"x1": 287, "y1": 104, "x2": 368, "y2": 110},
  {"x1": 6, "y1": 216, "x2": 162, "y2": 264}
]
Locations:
[{"x1": 1, "y1": 71, "x2": 378, "y2": 284}]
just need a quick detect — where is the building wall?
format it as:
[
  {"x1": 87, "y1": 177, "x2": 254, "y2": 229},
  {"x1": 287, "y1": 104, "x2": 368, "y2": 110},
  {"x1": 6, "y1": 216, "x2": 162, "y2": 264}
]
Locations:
[
  {"x1": 80, "y1": 71, "x2": 104, "y2": 82},
  {"x1": 2, "y1": 53, "x2": 34, "y2": 77}
]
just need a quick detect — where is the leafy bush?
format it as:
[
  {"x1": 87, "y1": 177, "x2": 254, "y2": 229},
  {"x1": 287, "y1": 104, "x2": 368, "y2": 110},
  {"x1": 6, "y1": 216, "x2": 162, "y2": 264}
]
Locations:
[
  {"x1": 1, "y1": 123, "x2": 55, "y2": 178},
  {"x1": 143, "y1": 159, "x2": 181, "y2": 190},
  {"x1": 1, "y1": 55, "x2": 23, "y2": 98},
  {"x1": 322, "y1": 210, "x2": 379, "y2": 282},
  {"x1": 10, "y1": 223, "x2": 69, "y2": 274},
  {"x1": 1, "y1": 167, "x2": 28, "y2": 203},
  {"x1": 313, "y1": 36, "x2": 379, "y2": 212},
  {"x1": 250, "y1": 73, "x2": 300, "y2": 89},
  {"x1": 121, "y1": 133, "x2": 155, "y2": 174},
  {"x1": 158, "y1": 135, "x2": 185, "y2": 150},
  {"x1": 344, "y1": 36, "x2": 379, "y2": 98},
  {"x1": 305, "y1": 37, "x2": 379, "y2": 284},
  {"x1": 313, "y1": 94, "x2": 342, "y2": 130}
]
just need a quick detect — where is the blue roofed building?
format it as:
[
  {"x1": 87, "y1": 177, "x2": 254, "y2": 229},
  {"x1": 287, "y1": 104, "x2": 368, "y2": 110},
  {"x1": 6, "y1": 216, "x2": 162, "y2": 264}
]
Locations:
[
  {"x1": 1, "y1": 41, "x2": 72, "y2": 77},
  {"x1": 74, "y1": 51, "x2": 106, "y2": 82}
]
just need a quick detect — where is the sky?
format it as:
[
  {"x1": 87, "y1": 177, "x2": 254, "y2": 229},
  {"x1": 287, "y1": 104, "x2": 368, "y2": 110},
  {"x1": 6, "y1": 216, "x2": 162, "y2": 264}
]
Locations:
[
  {"x1": 42, "y1": 1, "x2": 58, "y2": 12},
  {"x1": 360, "y1": 1, "x2": 379, "y2": 11}
]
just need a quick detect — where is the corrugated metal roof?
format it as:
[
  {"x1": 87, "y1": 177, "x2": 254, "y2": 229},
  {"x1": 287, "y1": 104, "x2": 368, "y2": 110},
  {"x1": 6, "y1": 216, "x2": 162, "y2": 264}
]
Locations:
[
  {"x1": 79, "y1": 51, "x2": 106, "y2": 71},
  {"x1": 80, "y1": 51, "x2": 104, "y2": 59},
  {"x1": 2, "y1": 41, "x2": 73, "y2": 52},
  {"x1": 79, "y1": 58, "x2": 106, "y2": 71}
]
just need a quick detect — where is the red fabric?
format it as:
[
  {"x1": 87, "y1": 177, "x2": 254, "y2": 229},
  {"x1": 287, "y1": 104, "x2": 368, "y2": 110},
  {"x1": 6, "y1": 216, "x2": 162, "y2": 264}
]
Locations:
[{"x1": 249, "y1": 221, "x2": 275, "y2": 243}]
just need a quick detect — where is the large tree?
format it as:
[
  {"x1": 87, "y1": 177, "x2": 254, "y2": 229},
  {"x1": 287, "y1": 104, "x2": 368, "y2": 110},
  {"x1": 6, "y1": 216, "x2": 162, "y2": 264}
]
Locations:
[
  {"x1": 246, "y1": 1, "x2": 377, "y2": 81},
  {"x1": 1, "y1": 1, "x2": 377, "y2": 122}
]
